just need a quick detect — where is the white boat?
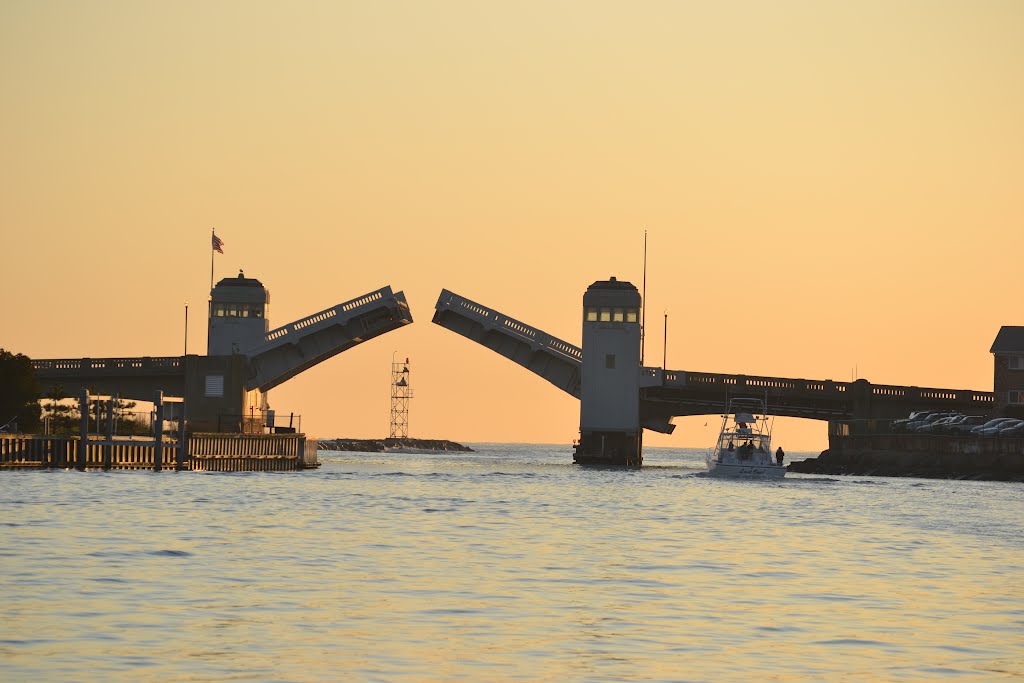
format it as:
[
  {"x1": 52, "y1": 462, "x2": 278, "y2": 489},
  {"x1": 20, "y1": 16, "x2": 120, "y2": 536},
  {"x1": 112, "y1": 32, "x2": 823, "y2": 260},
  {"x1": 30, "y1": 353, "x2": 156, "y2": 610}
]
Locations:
[{"x1": 706, "y1": 399, "x2": 786, "y2": 478}]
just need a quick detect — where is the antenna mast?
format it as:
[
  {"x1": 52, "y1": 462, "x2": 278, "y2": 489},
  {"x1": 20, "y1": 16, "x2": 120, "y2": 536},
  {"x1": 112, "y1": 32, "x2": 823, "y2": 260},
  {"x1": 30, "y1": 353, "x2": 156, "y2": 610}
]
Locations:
[{"x1": 641, "y1": 229, "x2": 647, "y2": 364}]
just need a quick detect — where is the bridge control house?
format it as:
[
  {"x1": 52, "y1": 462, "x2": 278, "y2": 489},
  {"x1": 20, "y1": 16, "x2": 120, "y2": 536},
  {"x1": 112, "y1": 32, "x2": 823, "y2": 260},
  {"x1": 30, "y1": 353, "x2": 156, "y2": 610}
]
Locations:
[
  {"x1": 574, "y1": 277, "x2": 644, "y2": 467},
  {"x1": 194, "y1": 272, "x2": 273, "y2": 432}
]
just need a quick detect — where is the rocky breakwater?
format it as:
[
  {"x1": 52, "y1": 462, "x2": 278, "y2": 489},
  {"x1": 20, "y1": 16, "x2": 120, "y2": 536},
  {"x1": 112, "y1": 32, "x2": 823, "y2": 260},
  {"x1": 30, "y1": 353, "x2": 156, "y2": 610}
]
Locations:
[
  {"x1": 318, "y1": 438, "x2": 473, "y2": 453},
  {"x1": 789, "y1": 433, "x2": 1024, "y2": 482}
]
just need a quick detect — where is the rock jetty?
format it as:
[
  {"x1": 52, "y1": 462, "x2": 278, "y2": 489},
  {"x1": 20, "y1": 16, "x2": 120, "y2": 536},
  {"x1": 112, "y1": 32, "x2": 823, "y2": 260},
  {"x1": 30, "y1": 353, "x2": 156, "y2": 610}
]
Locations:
[
  {"x1": 790, "y1": 438, "x2": 1024, "y2": 482},
  {"x1": 318, "y1": 438, "x2": 473, "y2": 453}
]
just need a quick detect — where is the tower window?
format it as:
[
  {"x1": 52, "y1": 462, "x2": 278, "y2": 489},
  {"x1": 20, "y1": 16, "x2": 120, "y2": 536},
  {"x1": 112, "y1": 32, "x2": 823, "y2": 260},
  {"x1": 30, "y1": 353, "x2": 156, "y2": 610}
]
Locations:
[
  {"x1": 586, "y1": 307, "x2": 598, "y2": 322},
  {"x1": 606, "y1": 354, "x2": 616, "y2": 369},
  {"x1": 613, "y1": 308, "x2": 624, "y2": 323},
  {"x1": 599, "y1": 308, "x2": 611, "y2": 322},
  {"x1": 626, "y1": 308, "x2": 638, "y2": 323}
]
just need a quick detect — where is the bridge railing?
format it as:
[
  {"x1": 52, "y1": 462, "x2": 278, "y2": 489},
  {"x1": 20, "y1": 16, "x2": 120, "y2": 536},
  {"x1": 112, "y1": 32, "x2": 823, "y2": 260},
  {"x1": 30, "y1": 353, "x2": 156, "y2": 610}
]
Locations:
[
  {"x1": 658, "y1": 370, "x2": 994, "y2": 408},
  {"x1": 31, "y1": 357, "x2": 183, "y2": 372},
  {"x1": 264, "y1": 287, "x2": 395, "y2": 344},
  {"x1": 867, "y1": 383, "x2": 994, "y2": 406},
  {"x1": 435, "y1": 289, "x2": 583, "y2": 364},
  {"x1": 666, "y1": 370, "x2": 850, "y2": 394}
]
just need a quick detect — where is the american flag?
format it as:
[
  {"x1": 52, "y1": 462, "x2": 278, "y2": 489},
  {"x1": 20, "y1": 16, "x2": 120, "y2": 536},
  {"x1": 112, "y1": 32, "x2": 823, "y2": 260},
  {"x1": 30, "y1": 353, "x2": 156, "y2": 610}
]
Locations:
[{"x1": 212, "y1": 233, "x2": 224, "y2": 254}]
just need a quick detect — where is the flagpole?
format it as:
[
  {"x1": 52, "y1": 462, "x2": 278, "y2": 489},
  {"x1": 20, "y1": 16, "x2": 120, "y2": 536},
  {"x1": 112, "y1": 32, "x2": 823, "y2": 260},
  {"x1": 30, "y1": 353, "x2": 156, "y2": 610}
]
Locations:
[{"x1": 210, "y1": 228, "x2": 215, "y2": 293}]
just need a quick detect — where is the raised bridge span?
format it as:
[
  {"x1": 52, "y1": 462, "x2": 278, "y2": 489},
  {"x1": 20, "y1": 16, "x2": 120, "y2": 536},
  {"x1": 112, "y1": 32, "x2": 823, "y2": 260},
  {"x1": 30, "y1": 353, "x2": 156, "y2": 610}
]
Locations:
[
  {"x1": 433, "y1": 289, "x2": 994, "y2": 429},
  {"x1": 32, "y1": 286, "x2": 413, "y2": 402}
]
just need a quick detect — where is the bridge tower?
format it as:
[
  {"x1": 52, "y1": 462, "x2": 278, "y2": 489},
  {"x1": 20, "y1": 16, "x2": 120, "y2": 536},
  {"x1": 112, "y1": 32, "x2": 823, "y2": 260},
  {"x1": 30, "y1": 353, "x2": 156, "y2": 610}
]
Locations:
[
  {"x1": 208, "y1": 270, "x2": 270, "y2": 356},
  {"x1": 574, "y1": 277, "x2": 643, "y2": 467},
  {"x1": 206, "y1": 270, "x2": 272, "y2": 431}
]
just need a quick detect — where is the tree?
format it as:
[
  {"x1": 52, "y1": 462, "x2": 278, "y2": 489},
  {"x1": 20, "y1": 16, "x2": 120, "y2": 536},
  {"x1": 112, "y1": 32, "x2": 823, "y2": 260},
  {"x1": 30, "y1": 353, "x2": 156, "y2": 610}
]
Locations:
[
  {"x1": 42, "y1": 384, "x2": 78, "y2": 435},
  {"x1": 0, "y1": 349, "x2": 41, "y2": 433}
]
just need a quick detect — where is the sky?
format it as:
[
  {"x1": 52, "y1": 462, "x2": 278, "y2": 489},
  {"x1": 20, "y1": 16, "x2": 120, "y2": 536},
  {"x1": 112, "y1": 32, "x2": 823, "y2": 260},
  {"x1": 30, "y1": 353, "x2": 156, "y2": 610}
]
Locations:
[{"x1": 2, "y1": 1, "x2": 1022, "y2": 451}]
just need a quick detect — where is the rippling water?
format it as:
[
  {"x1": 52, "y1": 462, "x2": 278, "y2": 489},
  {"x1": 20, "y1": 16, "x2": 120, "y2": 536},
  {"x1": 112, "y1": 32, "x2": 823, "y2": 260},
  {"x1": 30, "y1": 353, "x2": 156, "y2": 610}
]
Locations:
[{"x1": 2, "y1": 444, "x2": 1022, "y2": 681}]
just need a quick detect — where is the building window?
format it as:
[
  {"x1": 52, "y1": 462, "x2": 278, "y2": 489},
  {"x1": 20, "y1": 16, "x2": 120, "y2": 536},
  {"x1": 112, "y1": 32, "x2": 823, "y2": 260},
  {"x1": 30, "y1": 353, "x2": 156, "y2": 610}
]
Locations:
[
  {"x1": 599, "y1": 308, "x2": 611, "y2": 322},
  {"x1": 585, "y1": 307, "x2": 598, "y2": 322},
  {"x1": 1009, "y1": 356, "x2": 1024, "y2": 370},
  {"x1": 626, "y1": 308, "x2": 638, "y2": 323},
  {"x1": 605, "y1": 354, "x2": 616, "y2": 369},
  {"x1": 213, "y1": 304, "x2": 225, "y2": 317},
  {"x1": 205, "y1": 375, "x2": 224, "y2": 398},
  {"x1": 1009, "y1": 390, "x2": 1024, "y2": 405},
  {"x1": 613, "y1": 307, "x2": 624, "y2": 323}
]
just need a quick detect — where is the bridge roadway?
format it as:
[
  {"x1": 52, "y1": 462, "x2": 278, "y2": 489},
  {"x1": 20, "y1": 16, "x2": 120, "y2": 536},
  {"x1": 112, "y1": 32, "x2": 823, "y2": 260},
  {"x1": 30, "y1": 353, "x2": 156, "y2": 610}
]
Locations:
[
  {"x1": 433, "y1": 289, "x2": 994, "y2": 430},
  {"x1": 32, "y1": 286, "x2": 413, "y2": 401}
]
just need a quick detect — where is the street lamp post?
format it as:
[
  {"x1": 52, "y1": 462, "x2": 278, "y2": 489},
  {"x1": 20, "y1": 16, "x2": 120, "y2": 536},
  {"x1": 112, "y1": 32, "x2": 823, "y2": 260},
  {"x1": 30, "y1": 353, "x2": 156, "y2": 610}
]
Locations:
[{"x1": 663, "y1": 310, "x2": 668, "y2": 371}]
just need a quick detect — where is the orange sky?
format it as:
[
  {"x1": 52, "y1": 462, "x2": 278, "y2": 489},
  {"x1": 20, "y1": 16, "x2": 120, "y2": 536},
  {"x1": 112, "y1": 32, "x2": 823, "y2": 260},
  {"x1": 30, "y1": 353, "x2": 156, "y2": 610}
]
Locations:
[{"x1": 2, "y1": 1, "x2": 1022, "y2": 451}]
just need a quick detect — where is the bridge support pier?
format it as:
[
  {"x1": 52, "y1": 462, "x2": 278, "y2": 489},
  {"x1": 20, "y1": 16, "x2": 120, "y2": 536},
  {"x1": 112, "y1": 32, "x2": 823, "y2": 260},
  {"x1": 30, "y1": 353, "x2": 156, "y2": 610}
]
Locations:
[{"x1": 574, "y1": 430, "x2": 642, "y2": 468}]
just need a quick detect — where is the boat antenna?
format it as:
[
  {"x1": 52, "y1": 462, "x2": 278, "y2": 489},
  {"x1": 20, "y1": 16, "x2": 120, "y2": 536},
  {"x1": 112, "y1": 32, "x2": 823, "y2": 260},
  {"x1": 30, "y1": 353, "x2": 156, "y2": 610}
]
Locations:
[{"x1": 641, "y1": 229, "x2": 647, "y2": 365}]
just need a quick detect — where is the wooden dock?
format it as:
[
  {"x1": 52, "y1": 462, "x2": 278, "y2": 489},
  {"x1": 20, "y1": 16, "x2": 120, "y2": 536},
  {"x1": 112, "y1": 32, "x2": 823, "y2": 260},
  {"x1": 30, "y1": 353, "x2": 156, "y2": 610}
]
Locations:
[{"x1": 0, "y1": 433, "x2": 319, "y2": 472}]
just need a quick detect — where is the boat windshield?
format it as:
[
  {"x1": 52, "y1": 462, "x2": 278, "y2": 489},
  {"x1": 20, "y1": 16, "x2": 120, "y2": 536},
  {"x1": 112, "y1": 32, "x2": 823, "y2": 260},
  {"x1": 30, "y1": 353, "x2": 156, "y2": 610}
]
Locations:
[{"x1": 721, "y1": 433, "x2": 769, "y2": 452}]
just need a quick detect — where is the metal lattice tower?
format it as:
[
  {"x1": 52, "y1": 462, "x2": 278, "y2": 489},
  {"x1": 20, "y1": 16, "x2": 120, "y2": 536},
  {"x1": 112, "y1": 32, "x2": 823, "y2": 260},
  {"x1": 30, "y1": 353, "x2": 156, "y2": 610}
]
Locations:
[{"x1": 389, "y1": 355, "x2": 412, "y2": 438}]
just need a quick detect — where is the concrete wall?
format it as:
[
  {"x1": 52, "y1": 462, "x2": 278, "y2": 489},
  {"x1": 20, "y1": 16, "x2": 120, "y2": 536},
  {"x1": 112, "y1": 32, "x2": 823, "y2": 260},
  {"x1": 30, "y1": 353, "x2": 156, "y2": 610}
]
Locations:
[
  {"x1": 182, "y1": 355, "x2": 251, "y2": 432},
  {"x1": 800, "y1": 432, "x2": 1024, "y2": 480}
]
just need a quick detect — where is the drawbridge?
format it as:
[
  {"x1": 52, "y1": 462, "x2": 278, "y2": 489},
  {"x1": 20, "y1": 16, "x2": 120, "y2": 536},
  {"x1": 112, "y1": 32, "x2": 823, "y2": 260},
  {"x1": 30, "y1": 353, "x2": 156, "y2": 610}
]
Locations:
[
  {"x1": 433, "y1": 289, "x2": 583, "y2": 398},
  {"x1": 33, "y1": 286, "x2": 413, "y2": 402},
  {"x1": 245, "y1": 286, "x2": 411, "y2": 391},
  {"x1": 433, "y1": 289, "x2": 993, "y2": 430},
  {"x1": 432, "y1": 289, "x2": 674, "y2": 433}
]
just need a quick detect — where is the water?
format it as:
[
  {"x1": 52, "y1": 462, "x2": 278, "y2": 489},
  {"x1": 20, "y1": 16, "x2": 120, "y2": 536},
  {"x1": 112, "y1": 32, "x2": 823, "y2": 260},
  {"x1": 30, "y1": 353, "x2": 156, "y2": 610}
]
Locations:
[{"x1": 2, "y1": 444, "x2": 1022, "y2": 682}]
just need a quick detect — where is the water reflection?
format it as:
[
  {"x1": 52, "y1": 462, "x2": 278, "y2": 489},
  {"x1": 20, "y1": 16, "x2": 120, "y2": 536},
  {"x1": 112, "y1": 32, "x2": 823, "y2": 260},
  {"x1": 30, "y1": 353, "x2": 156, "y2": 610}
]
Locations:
[{"x1": 1, "y1": 446, "x2": 1022, "y2": 681}]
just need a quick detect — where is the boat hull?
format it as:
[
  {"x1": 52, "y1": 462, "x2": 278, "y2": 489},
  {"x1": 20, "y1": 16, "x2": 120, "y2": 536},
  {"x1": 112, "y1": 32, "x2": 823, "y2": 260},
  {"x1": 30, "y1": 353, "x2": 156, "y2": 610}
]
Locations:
[{"x1": 705, "y1": 460, "x2": 786, "y2": 478}]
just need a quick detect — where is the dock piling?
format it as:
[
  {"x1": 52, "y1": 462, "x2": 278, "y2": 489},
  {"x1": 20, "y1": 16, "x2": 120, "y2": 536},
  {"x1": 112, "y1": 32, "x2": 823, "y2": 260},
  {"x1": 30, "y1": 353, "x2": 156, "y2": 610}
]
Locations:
[{"x1": 153, "y1": 390, "x2": 164, "y2": 472}]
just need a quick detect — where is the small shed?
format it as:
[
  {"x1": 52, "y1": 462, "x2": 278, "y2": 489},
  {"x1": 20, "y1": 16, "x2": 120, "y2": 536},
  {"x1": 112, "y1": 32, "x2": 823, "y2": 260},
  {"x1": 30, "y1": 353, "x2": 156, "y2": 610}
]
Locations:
[{"x1": 990, "y1": 326, "x2": 1024, "y2": 417}]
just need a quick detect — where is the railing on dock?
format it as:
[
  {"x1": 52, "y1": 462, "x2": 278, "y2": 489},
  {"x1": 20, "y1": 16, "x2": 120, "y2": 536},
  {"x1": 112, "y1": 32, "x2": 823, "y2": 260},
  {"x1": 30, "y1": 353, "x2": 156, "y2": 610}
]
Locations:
[
  {"x1": 1, "y1": 433, "x2": 320, "y2": 471},
  {"x1": 189, "y1": 432, "x2": 312, "y2": 470}
]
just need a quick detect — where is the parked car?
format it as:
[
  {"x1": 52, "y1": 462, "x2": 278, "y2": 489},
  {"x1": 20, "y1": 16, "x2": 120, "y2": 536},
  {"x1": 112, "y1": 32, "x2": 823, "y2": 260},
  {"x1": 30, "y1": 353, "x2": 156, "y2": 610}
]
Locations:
[
  {"x1": 908, "y1": 413, "x2": 959, "y2": 432},
  {"x1": 998, "y1": 421, "x2": 1024, "y2": 437},
  {"x1": 891, "y1": 411, "x2": 935, "y2": 432},
  {"x1": 897, "y1": 412, "x2": 941, "y2": 432},
  {"x1": 916, "y1": 414, "x2": 963, "y2": 433},
  {"x1": 971, "y1": 418, "x2": 1019, "y2": 436},
  {"x1": 942, "y1": 415, "x2": 987, "y2": 435}
]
